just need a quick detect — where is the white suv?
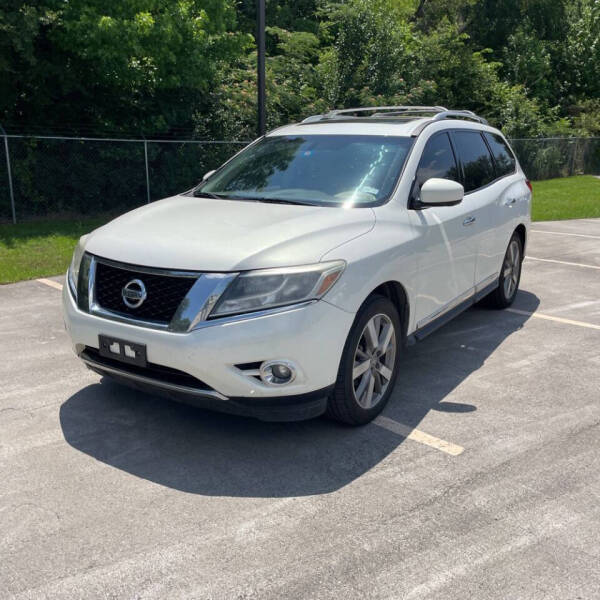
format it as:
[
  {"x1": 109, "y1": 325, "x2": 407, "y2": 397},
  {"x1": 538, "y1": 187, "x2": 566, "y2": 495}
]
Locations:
[{"x1": 63, "y1": 106, "x2": 531, "y2": 424}]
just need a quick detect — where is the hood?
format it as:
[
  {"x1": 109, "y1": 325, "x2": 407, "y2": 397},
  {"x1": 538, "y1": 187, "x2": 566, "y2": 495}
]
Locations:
[{"x1": 84, "y1": 195, "x2": 375, "y2": 271}]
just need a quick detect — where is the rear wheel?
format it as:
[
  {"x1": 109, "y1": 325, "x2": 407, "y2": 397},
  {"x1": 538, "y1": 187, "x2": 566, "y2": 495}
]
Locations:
[
  {"x1": 488, "y1": 233, "x2": 523, "y2": 308},
  {"x1": 327, "y1": 295, "x2": 401, "y2": 425}
]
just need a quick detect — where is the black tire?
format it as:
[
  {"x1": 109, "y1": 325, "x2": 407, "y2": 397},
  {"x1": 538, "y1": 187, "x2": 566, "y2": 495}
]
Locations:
[
  {"x1": 488, "y1": 232, "x2": 523, "y2": 308},
  {"x1": 326, "y1": 295, "x2": 402, "y2": 425}
]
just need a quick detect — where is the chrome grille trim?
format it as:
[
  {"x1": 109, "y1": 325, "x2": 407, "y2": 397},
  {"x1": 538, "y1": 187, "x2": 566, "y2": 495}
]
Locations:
[
  {"x1": 94, "y1": 255, "x2": 203, "y2": 278},
  {"x1": 80, "y1": 253, "x2": 239, "y2": 333}
]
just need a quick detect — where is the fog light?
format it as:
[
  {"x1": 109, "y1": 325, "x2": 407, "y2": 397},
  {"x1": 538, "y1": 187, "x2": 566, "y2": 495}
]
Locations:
[
  {"x1": 259, "y1": 360, "x2": 297, "y2": 385},
  {"x1": 272, "y1": 364, "x2": 291, "y2": 379}
]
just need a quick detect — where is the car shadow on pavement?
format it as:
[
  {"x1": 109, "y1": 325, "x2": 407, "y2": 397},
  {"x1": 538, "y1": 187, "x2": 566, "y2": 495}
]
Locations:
[{"x1": 59, "y1": 291, "x2": 539, "y2": 498}]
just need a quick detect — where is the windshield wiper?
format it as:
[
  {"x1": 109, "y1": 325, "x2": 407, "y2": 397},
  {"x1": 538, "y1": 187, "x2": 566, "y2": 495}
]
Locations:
[
  {"x1": 193, "y1": 190, "x2": 315, "y2": 206},
  {"x1": 244, "y1": 197, "x2": 315, "y2": 206},
  {"x1": 193, "y1": 190, "x2": 224, "y2": 199}
]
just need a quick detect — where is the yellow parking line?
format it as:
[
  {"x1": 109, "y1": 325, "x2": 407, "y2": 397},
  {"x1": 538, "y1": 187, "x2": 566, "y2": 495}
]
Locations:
[
  {"x1": 525, "y1": 256, "x2": 600, "y2": 270},
  {"x1": 37, "y1": 278, "x2": 63, "y2": 291},
  {"x1": 507, "y1": 308, "x2": 600, "y2": 330},
  {"x1": 374, "y1": 416, "x2": 464, "y2": 456},
  {"x1": 530, "y1": 229, "x2": 600, "y2": 240}
]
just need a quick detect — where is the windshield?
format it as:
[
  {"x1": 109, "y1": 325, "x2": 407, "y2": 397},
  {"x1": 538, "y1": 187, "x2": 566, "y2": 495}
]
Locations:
[{"x1": 195, "y1": 134, "x2": 413, "y2": 207}]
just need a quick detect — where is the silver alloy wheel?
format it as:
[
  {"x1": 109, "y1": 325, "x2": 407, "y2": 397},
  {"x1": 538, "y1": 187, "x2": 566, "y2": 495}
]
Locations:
[
  {"x1": 503, "y1": 239, "x2": 521, "y2": 299},
  {"x1": 352, "y1": 313, "x2": 397, "y2": 409}
]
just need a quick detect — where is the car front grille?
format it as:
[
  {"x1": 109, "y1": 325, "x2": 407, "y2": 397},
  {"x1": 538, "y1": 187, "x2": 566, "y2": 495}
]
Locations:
[{"x1": 94, "y1": 260, "x2": 197, "y2": 324}]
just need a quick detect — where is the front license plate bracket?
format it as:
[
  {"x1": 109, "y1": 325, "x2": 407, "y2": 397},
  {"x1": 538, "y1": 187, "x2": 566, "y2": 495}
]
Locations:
[{"x1": 98, "y1": 335, "x2": 147, "y2": 367}]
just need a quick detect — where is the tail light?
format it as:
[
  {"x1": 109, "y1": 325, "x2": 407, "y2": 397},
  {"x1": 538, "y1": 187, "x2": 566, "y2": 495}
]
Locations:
[{"x1": 525, "y1": 180, "x2": 532, "y2": 193}]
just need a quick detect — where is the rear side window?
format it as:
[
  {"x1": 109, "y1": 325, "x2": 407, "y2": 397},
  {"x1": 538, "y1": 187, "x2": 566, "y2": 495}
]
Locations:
[
  {"x1": 484, "y1": 132, "x2": 516, "y2": 177},
  {"x1": 452, "y1": 131, "x2": 495, "y2": 193},
  {"x1": 415, "y1": 133, "x2": 460, "y2": 189}
]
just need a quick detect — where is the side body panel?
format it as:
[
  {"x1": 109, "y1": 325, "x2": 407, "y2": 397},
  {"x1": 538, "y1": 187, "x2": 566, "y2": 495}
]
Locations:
[
  {"x1": 461, "y1": 185, "x2": 498, "y2": 289},
  {"x1": 406, "y1": 204, "x2": 479, "y2": 329},
  {"x1": 324, "y1": 121, "x2": 531, "y2": 338},
  {"x1": 401, "y1": 124, "x2": 482, "y2": 330},
  {"x1": 321, "y1": 213, "x2": 419, "y2": 326},
  {"x1": 484, "y1": 175, "x2": 531, "y2": 273}
]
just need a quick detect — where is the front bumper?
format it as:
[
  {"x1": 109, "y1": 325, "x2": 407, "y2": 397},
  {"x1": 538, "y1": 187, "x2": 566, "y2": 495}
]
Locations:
[{"x1": 62, "y1": 283, "x2": 355, "y2": 419}]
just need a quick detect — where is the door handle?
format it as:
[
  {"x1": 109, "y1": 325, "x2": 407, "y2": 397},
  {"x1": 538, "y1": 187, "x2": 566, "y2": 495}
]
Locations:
[
  {"x1": 505, "y1": 198, "x2": 516, "y2": 206},
  {"x1": 463, "y1": 216, "x2": 476, "y2": 226}
]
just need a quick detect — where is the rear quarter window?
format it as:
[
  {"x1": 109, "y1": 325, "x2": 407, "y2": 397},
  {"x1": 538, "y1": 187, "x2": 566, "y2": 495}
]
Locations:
[
  {"x1": 484, "y1": 132, "x2": 516, "y2": 177},
  {"x1": 452, "y1": 131, "x2": 495, "y2": 193}
]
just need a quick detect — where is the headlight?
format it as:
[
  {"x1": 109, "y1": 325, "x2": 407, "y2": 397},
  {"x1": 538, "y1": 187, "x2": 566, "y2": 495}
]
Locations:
[
  {"x1": 210, "y1": 260, "x2": 345, "y2": 317},
  {"x1": 68, "y1": 235, "x2": 88, "y2": 298}
]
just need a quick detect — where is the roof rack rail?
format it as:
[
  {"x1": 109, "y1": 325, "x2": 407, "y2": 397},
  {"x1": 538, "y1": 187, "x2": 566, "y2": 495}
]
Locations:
[
  {"x1": 328, "y1": 106, "x2": 448, "y2": 117},
  {"x1": 433, "y1": 110, "x2": 488, "y2": 125},
  {"x1": 301, "y1": 106, "x2": 448, "y2": 123},
  {"x1": 411, "y1": 110, "x2": 489, "y2": 135},
  {"x1": 299, "y1": 106, "x2": 490, "y2": 133}
]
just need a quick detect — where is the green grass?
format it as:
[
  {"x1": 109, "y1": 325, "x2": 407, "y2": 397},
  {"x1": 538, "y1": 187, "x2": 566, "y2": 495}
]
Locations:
[
  {"x1": 532, "y1": 175, "x2": 600, "y2": 221},
  {"x1": 0, "y1": 218, "x2": 106, "y2": 284},
  {"x1": 1, "y1": 175, "x2": 599, "y2": 284}
]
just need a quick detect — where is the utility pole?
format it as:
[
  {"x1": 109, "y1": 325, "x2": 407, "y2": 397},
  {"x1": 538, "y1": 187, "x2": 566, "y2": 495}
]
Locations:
[
  {"x1": 0, "y1": 124, "x2": 16, "y2": 223},
  {"x1": 257, "y1": 0, "x2": 266, "y2": 137}
]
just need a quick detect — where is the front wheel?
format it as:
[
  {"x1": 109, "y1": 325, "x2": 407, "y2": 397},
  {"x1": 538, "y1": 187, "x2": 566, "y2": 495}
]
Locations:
[
  {"x1": 327, "y1": 295, "x2": 401, "y2": 425},
  {"x1": 488, "y1": 233, "x2": 523, "y2": 308}
]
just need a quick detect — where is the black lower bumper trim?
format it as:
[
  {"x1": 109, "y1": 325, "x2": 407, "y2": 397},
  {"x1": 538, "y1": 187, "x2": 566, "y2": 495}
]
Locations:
[
  {"x1": 228, "y1": 387, "x2": 333, "y2": 421},
  {"x1": 88, "y1": 363, "x2": 332, "y2": 422}
]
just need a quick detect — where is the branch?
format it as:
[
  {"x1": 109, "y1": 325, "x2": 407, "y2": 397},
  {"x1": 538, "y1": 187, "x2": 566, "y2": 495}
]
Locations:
[{"x1": 410, "y1": 0, "x2": 428, "y2": 22}]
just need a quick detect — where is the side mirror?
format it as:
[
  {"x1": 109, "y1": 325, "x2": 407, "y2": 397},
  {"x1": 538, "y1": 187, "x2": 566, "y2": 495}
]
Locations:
[
  {"x1": 202, "y1": 169, "x2": 216, "y2": 181},
  {"x1": 419, "y1": 178, "x2": 464, "y2": 207}
]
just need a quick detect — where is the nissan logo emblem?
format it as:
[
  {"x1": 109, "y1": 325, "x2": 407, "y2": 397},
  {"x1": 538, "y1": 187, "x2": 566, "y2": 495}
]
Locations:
[{"x1": 121, "y1": 279, "x2": 147, "y2": 308}]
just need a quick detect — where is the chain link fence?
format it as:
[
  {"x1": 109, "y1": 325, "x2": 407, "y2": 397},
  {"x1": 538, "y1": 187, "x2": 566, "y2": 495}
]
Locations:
[
  {"x1": 1, "y1": 133, "x2": 599, "y2": 223},
  {"x1": 0, "y1": 135, "x2": 248, "y2": 223},
  {"x1": 510, "y1": 137, "x2": 600, "y2": 182}
]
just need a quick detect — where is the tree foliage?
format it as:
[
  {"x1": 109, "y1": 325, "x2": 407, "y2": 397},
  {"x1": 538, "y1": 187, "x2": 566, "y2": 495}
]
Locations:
[
  {"x1": 1, "y1": 0, "x2": 249, "y2": 134},
  {"x1": 2, "y1": 0, "x2": 600, "y2": 139}
]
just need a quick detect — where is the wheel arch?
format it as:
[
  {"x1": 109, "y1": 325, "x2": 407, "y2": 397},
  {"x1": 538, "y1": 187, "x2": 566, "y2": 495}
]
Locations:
[
  {"x1": 365, "y1": 281, "x2": 410, "y2": 342},
  {"x1": 514, "y1": 223, "x2": 527, "y2": 256}
]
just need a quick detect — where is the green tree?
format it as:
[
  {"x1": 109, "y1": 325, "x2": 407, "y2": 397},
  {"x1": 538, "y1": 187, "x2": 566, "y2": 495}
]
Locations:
[
  {"x1": 1, "y1": 1, "x2": 249, "y2": 136},
  {"x1": 2, "y1": 0, "x2": 599, "y2": 143},
  {"x1": 562, "y1": 0, "x2": 600, "y2": 102},
  {"x1": 317, "y1": 0, "x2": 417, "y2": 106},
  {"x1": 502, "y1": 25, "x2": 553, "y2": 103}
]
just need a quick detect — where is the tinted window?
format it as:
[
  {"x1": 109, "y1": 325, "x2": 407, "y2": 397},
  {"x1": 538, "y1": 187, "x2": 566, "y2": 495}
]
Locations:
[
  {"x1": 198, "y1": 135, "x2": 413, "y2": 207},
  {"x1": 452, "y1": 131, "x2": 495, "y2": 192},
  {"x1": 484, "y1": 132, "x2": 516, "y2": 177},
  {"x1": 415, "y1": 133, "x2": 460, "y2": 189}
]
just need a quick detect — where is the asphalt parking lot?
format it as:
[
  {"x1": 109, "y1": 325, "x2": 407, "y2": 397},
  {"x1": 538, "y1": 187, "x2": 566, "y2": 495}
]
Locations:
[{"x1": 1, "y1": 218, "x2": 599, "y2": 599}]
